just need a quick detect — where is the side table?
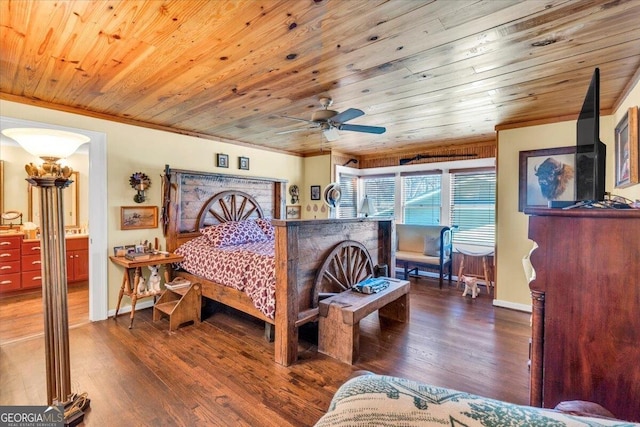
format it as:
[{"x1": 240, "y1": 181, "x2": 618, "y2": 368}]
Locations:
[{"x1": 109, "y1": 253, "x2": 184, "y2": 328}]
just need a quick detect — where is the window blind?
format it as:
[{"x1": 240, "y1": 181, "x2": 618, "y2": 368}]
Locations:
[
  {"x1": 337, "y1": 173, "x2": 357, "y2": 218},
  {"x1": 450, "y1": 171, "x2": 496, "y2": 247},
  {"x1": 362, "y1": 176, "x2": 395, "y2": 218},
  {"x1": 402, "y1": 174, "x2": 441, "y2": 225}
]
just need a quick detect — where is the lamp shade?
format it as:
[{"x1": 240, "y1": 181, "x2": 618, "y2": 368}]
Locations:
[
  {"x1": 360, "y1": 195, "x2": 375, "y2": 217},
  {"x1": 1, "y1": 128, "x2": 89, "y2": 160}
]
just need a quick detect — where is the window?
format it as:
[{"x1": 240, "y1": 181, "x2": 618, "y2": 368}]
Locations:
[
  {"x1": 402, "y1": 173, "x2": 441, "y2": 225},
  {"x1": 450, "y1": 170, "x2": 496, "y2": 247},
  {"x1": 337, "y1": 174, "x2": 357, "y2": 219},
  {"x1": 362, "y1": 175, "x2": 395, "y2": 217}
]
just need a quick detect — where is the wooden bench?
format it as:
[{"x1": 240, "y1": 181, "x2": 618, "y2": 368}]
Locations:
[{"x1": 318, "y1": 278, "x2": 410, "y2": 364}]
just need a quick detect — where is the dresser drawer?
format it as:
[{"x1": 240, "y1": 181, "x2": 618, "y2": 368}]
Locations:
[
  {"x1": 0, "y1": 273, "x2": 21, "y2": 292},
  {"x1": 0, "y1": 236, "x2": 22, "y2": 250},
  {"x1": 66, "y1": 237, "x2": 88, "y2": 251},
  {"x1": 22, "y1": 254, "x2": 43, "y2": 272},
  {"x1": 0, "y1": 248, "x2": 20, "y2": 263},
  {"x1": 22, "y1": 241, "x2": 42, "y2": 254},
  {"x1": 0, "y1": 260, "x2": 21, "y2": 276},
  {"x1": 21, "y1": 270, "x2": 42, "y2": 290}
]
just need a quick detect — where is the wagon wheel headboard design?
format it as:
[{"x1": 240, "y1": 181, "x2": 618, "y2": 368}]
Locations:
[
  {"x1": 197, "y1": 190, "x2": 264, "y2": 229},
  {"x1": 312, "y1": 240, "x2": 374, "y2": 309}
]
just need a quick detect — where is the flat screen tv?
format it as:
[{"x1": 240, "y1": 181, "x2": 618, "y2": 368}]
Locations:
[{"x1": 575, "y1": 67, "x2": 606, "y2": 203}]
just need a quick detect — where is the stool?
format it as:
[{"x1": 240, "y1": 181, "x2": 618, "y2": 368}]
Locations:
[{"x1": 455, "y1": 246, "x2": 494, "y2": 295}]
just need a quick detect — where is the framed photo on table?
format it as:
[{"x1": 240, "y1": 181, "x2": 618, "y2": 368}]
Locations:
[
  {"x1": 614, "y1": 106, "x2": 639, "y2": 188},
  {"x1": 121, "y1": 206, "x2": 159, "y2": 230},
  {"x1": 518, "y1": 146, "x2": 576, "y2": 211}
]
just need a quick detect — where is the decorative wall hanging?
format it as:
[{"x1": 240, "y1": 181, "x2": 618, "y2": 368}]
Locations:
[
  {"x1": 129, "y1": 172, "x2": 151, "y2": 203},
  {"x1": 289, "y1": 185, "x2": 300, "y2": 204},
  {"x1": 239, "y1": 156, "x2": 250, "y2": 170},
  {"x1": 310, "y1": 185, "x2": 321, "y2": 200},
  {"x1": 615, "y1": 106, "x2": 639, "y2": 188},
  {"x1": 121, "y1": 206, "x2": 159, "y2": 230},
  {"x1": 518, "y1": 146, "x2": 575, "y2": 211},
  {"x1": 216, "y1": 153, "x2": 229, "y2": 168},
  {"x1": 286, "y1": 205, "x2": 301, "y2": 219},
  {"x1": 323, "y1": 182, "x2": 342, "y2": 208}
]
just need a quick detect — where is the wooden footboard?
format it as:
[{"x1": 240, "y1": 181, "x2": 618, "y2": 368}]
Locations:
[
  {"x1": 163, "y1": 167, "x2": 392, "y2": 366},
  {"x1": 273, "y1": 218, "x2": 393, "y2": 365}
]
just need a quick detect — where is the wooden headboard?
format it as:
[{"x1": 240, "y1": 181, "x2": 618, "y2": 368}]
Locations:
[{"x1": 163, "y1": 166, "x2": 286, "y2": 251}]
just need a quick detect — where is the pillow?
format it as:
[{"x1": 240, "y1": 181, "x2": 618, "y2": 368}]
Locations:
[
  {"x1": 254, "y1": 218, "x2": 275, "y2": 239},
  {"x1": 424, "y1": 234, "x2": 441, "y2": 257},
  {"x1": 200, "y1": 220, "x2": 267, "y2": 247}
]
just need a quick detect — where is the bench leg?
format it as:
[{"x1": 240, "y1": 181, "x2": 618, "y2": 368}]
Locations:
[
  {"x1": 318, "y1": 304, "x2": 359, "y2": 364},
  {"x1": 379, "y1": 293, "x2": 410, "y2": 323}
]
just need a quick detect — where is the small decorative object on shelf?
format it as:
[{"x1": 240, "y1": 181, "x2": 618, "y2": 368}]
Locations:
[
  {"x1": 148, "y1": 265, "x2": 162, "y2": 293},
  {"x1": 129, "y1": 172, "x2": 151, "y2": 203}
]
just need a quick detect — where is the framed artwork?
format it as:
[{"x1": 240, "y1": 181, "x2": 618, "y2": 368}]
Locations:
[
  {"x1": 310, "y1": 185, "x2": 321, "y2": 201},
  {"x1": 216, "y1": 153, "x2": 229, "y2": 168},
  {"x1": 120, "y1": 206, "x2": 159, "y2": 230},
  {"x1": 239, "y1": 156, "x2": 250, "y2": 170},
  {"x1": 518, "y1": 146, "x2": 576, "y2": 211},
  {"x1": 286, "y1": 205, "x2": 301, "y2": 219},
  {"x1": 614, "y1": 106, "x2": 639, "y2": 188}
]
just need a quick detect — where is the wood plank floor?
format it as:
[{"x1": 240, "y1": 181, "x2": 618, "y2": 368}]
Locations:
[
  {"x1": 0, "y1": 278, "x2": 531, "y2": 426},
  {"x1": 0, "y1": 282, "x2": 89, "y2": 345}
]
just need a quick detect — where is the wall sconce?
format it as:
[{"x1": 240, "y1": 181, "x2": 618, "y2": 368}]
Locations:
[
  {"x1": 360, "y1": 195, "x2": 375, "y2": 217},
  {"x1": 0, "y1": 127, "x2": 91, "y2": 424},
  {"x1": 129, "y1": 172, "x2": 151, "y2": 203}
]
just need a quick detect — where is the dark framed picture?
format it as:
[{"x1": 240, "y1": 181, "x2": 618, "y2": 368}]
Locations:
[
  {"x1": 239, "y1": 156, "x2": 250, "y2": 170},
  {"x1": 120, "y1": 206, "x2": 159, "y2": 230},
  {"x1": 518, "y1": 146, "x2": 576, "y2": 211},
  {"x1": 286, "y1": 205, "x2": 301, "y2": 219},
  {"x1": 614, "y1": 106, "x2": 639, "y2": 188},
  {"x1": 216, "y1": 153, "x2": 229, "y2": 168},
  {"x1": 310, "y1": 185, "x2": 321, "y2": 201}
]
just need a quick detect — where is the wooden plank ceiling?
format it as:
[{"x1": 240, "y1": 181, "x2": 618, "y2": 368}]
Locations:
[{"x1": 1, "y1": 0, "x2": 639, "y2": 157}]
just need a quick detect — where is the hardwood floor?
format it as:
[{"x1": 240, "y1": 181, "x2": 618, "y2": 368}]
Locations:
[
  {"x1": 0, "y1": 282, "x2": 89, "y2": 345},
  {"x1": 0, "y1": 278, "x2": 531, "y2": 426}
]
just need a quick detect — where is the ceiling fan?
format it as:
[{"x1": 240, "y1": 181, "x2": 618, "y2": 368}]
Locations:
[{"x1": 278, "y1": 97, "x2": 386, "y2": 141}]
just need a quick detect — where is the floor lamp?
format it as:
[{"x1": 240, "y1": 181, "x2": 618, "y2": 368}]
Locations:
[{"x1": 1, "y1": 128, "x2": 90, "y2": 426}]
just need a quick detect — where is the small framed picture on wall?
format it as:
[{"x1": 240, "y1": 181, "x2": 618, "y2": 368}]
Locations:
[
  {"x1": 310, "y1": 185, "x2": 321, "y2": 200},
  {"x1": 216, "y1": 153, "x2": 229, "y2": 168},
  {"x1": 239, "y1": 156, "x2": 250, "y2": 170}
]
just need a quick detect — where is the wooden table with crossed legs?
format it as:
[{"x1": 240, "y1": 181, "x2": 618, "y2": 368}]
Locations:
[{"x1": 110, "y1": 253, "x2": 183, "y2": 328}]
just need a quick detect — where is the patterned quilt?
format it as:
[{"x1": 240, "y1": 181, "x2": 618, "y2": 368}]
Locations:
[
  {"x1": 175, "y1": 236, "x2": 276, "y2": 319},
  {"x1": 314, "y1": 374, "x2": 640, "y2": 427}
]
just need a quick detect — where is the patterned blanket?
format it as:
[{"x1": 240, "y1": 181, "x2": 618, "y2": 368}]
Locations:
[
  {"x1": 314, "y1": 374, "x2": 639, "y2": 426},
  {"x1": 175, "y1": 236, "x2": 275, "y2": 319}
]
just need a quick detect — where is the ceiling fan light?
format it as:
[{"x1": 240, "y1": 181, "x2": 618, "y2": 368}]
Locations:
[
  {"x1": 2, "y1": 128, "x2": 89, "y2": 160},
  {"x1": 323, "y1": 127, "x2": 340, "y2": 141}
]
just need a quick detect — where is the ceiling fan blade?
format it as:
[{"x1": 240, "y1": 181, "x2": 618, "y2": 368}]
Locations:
[
  {"x1": 323, "y1": 127, "x2": 340, "y2": 141},
  {"x1": 276, "y1": 127, "x2": 317, "y2": 135},
  {"x1": 280, "y1": 115, "x2": 315, "y2": 124},
  {"x1": 338, "y1": 123, "x2": 386, "y2": 134},
  {"x1": 330, "y1": 108, "x2": 364, "y2": 124}
]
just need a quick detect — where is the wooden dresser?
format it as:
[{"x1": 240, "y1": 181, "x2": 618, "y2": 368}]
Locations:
[
  {"x1": 526, "y1": 208, "x2": 640, "y2": 422},
  {"x1": 0, "y1": 233, "x2": 88, "y2": 295}
]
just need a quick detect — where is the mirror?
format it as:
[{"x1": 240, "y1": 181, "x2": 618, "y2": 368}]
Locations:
[{"x1": 28, "y1": 171, "x2": 79, "y2": 228}]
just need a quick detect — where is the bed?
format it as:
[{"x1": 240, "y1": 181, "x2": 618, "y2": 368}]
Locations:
[{"x1": 163, "y1": 167, "x2": 393, "y2": 366}]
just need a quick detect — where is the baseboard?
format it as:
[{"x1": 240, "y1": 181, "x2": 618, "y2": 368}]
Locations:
[
  {"x1": 492, "y1": 299, "x2": 531, "y2": 313},
  {"x1": 107, "y1": 299, "x2": 154, "y2": 318}
]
